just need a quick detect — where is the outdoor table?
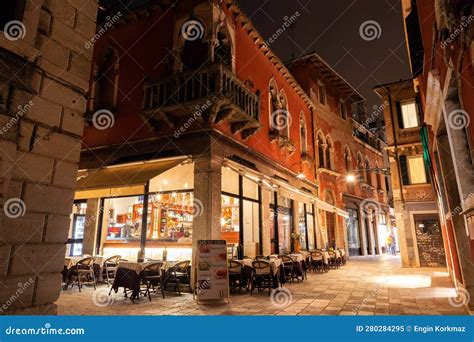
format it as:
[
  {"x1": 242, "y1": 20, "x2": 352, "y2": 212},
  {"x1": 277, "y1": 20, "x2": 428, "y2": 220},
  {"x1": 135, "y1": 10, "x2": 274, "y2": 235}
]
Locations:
[
  {"x1": 289, "y1": 254, "x2": 307, "y2": 279},
  {"x1": 62, "y1": 256, "x2": 102, "y2": 283},
  {"x1": 111, "y1": 261, "x2": 161, "y2": 300}
]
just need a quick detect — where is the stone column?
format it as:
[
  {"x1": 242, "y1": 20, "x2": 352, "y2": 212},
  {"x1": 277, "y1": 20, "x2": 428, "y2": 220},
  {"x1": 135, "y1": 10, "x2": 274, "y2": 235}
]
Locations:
[
  {"x1": 191, "y1": 155, "x2": 222, "y2": 286},
  {"x1": 82, "y1": 198, "x2": 100, "y2": 256},
  {"x1": 261, "y1": 188, "x2": 272, "y2": 255},
  {"x1": 0, "y1": 0, "x2": 98, "y2": 314},
  {"x1": 291, "y1": 200, "x2": 299, "y2": 251},
  {"x1": 359, "y1": 206, "x2": 369, "y2": 256}
]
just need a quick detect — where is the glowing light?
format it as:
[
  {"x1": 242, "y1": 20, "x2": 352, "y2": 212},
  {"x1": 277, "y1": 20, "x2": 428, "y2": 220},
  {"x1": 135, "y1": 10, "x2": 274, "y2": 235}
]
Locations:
[
  {"x1": 346, "y1": 174, "x2": 356, "y2": 182},
  {"x1": 296, "y1": 173, "x2": 306, "y2": 179},
  {"x1": 171, "y1": 192, "x2": 177, "y2": 198}
]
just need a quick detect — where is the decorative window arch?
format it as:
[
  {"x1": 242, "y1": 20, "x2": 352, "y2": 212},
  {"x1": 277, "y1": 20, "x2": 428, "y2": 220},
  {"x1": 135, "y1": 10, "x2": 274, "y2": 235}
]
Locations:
[
  {"x1": 299, "y1": 112, "x2": 307, "y2": 154},
  {"x1": 325, "y1": 135, "x2": 334, "y2": 170},
  {"x1": 214, "y1": 19, "x2": 233, "y2": 67},
  {"x1": 317, "y1": 131, "x2": 326, "y2": 168},
  {"x1": 375, "y1": 162, "x2": 383, "y2": 189},
  {"x1": 91, "y1": 46, "x2": 119, "y2": 111},
  {"x1": 278, "y1": 90, "x2": 290, "y2": 138},
  {"x1": 268, "y1": 78, "x2": 279, "y2": 131},
  {"x1": 365, "y1": 157, "x2": 372, "y2": 186},
  {"x1": 178, "y1": 16, "x2": 208, "y2": 71},
  {"x1": 357, "y1": 152, "x2": 364, "y2": 181}
]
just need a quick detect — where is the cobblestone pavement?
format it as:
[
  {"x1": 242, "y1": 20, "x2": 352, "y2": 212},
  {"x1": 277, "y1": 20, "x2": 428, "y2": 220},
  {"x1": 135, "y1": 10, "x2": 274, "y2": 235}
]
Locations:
[{"x1": 57, "y1": 255, "x2": 468, "y2": 315}]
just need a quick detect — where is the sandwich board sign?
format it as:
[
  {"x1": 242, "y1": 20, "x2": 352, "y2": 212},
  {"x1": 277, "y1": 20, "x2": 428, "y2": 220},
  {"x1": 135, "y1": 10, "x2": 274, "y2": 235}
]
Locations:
[{"x1": 195, "y1": 240, "x2": 229, "y2": 303}]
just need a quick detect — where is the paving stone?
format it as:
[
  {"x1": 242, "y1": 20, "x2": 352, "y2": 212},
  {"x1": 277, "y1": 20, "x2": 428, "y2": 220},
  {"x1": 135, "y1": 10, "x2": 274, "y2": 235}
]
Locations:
[{"x1": 56, "y1": 255, "x2": 469, "y2": 316}]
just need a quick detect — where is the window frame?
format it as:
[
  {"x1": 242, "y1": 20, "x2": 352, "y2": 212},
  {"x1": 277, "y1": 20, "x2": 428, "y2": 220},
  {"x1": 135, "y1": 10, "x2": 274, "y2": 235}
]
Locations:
[{"x1": 400, "y1": 100, "x2": 420, "y2": 129}]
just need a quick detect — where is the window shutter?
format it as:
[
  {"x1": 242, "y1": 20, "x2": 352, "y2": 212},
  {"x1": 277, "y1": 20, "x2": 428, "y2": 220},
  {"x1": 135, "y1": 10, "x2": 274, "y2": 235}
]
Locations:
[
  {"x1": 399, "y1": 155, "x2": 410, "y2": 185},
  {"x1": 424, "y1": 161, "x2": 431, "y2": 184},
  {"x1": 396, "y1": 101, "x2": 404, "y2": 129}
]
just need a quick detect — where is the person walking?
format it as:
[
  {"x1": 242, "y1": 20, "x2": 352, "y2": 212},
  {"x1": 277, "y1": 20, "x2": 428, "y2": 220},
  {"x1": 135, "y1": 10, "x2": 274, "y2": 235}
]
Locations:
[{"x1": 386, "y1": 234, "x2": 393, "y2": 255}]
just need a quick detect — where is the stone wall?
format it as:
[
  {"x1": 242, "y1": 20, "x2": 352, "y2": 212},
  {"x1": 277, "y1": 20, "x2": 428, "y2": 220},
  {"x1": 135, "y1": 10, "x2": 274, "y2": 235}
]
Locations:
[{"x1": 0, "y1": 0, "x2": 98, "y2": 315}]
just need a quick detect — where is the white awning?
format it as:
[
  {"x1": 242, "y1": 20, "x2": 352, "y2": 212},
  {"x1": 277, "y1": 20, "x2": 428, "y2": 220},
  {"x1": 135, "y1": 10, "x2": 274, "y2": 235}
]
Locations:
[{"x1": 224, "y1": 160, "x2": 348, "y2": 218}]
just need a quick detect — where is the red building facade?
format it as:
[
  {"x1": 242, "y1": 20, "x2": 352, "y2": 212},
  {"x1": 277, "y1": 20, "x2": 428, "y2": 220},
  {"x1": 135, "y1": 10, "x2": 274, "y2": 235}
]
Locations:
[{"x1": 71, "y1": 0, "x2": 389, "y2": 264}]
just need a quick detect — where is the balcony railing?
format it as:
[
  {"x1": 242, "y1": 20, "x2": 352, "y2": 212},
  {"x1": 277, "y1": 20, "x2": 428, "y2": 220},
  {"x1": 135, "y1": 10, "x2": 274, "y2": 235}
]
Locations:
[
  {"x1": 142, "y1": 64, "x2": 260, "y2": 133},
  {"x1": 352, "y1": 119, "x2": 383, "y2": 152}
]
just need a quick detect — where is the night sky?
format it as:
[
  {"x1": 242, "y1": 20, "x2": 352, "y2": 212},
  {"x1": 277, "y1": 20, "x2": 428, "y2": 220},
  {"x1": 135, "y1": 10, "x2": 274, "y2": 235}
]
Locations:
[{"x1": 237, "y1": 0, "x2": 412, "y2": 111}]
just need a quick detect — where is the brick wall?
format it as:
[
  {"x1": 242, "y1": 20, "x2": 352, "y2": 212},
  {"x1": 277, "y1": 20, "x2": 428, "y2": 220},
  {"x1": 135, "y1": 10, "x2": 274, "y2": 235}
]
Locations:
[{"x1": 0, "y1": 0, "x2": 98, "y2": 315}]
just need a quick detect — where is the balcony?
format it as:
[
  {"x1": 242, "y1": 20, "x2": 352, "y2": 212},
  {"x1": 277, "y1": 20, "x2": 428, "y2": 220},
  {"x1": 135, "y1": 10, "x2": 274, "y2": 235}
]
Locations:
[
  {"x1": 352, "y1": 119, "x2": 383, "y2": 153},
  {"x1": 142, "y1": 63, "x2": 261, "y2": 139}
]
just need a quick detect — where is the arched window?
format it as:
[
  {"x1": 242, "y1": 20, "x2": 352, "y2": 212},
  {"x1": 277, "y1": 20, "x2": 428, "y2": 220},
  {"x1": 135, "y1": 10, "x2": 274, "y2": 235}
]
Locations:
[
  {"x1": 325, "y1": 136, "x2": 333, "y2": 170},
  {"x1": 278, "y1": 90, "x2": 290, "y2": 138},
  {"x1": 93, "y1": 46, "x2": 119, "y2": 111},
  {"x1": 214, "y1": 22, "x2": 232, "y2": 67},
  {"x1": 317, "y1": 132, "x2": 325, "y2": 168},
  {"x1": 365, "y1": 157, "x2": 372, "y2": 186},
  {"x1": 375, "y1": 162, "x2": 382, "y2": 189},
  {"x1": 181, "y1": 18, "x2": 208, "y2": 71},
  {"x1": 343, "y1": 147, "x2": 351, "y2": 172},
  {"x1": 299, "y1": 112, "x2": 307, "y2": 154},
  {"x1": 268, "y1": 79, "x2": 279, "y2": 132},
  {"x1": 357, "y1": 153, "x2": 364, "y2": 181}
]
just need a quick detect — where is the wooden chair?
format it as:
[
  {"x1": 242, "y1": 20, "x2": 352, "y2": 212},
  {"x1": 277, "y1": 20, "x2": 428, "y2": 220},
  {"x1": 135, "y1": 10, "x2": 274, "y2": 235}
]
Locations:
[
  {"x1": 278, "y1": 255, "x2": 300, "y2": 283},
  {"x1": 103, "y1": 255, "x2": 121, "y2": 286},
  {"x1": 327, "y1": 250, "x2": 340, "y2": 269},
  {"x1": 162, "y1": 260, "x2": 190, "y2": 295},
  {"x1": 64, "y1": 257, "x2": 96, "y2": 292},
  {"x1": 228, "y1": 260, "x2": 244, "y2": 293},
  {"x1": 337, "y1": 248, "x2": 347, "y2": 265},
  {"x1": 309, "y1": 250, "x2": 326, "y2": 273},
  {"x1": 250, "y1": 260, "x2": 273, "y2": 296},
  {"x1": 140, "y1": 262, "x2": 164, "y2": 301}
]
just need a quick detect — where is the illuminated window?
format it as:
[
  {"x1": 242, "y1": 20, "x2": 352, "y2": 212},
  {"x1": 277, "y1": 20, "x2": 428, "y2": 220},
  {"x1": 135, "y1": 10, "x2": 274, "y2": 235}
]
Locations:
[{"x1": 400, "y1": 101, "x2": 419, "y2": 128}]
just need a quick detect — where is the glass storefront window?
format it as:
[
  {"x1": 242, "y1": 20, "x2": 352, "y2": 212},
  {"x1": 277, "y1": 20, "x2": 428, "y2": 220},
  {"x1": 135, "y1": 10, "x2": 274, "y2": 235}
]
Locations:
[
  {"x1": 346, "y1": 208, "x2": 360, "y2": 255},
  {"x1": 243, "y1": 175, "x2": 258, "y2": 200},
  {"x1": 149, "y1": 162, "x2": 194, "y2": 192},
  {"x1": 221, "y1": 167, "x2": 239, "y2": 195},
  {"x1": 277, "y1": 207, "x2": 291, "y2": 254},
  {"x1": 67, "y1": 202, "x2": 87, "y2": 256},
  {"x1": 221, "y1": 195, "x2": 240, "y2": 245},
  {"x1": 243, "y1": 200, "x2": 259, "y2": 258},
  {"x1": 104, "y1": 192, "x2": 194, "y2": 244}
]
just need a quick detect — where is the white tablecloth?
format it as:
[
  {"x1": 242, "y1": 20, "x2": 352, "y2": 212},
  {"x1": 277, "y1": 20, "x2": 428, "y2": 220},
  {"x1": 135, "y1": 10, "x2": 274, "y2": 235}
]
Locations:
[
  {"x1": 289, "y1": 254, "x2": 305, "y2": 262},
  {"x1": 252, "y1": 259, "x2": 281, "y2": 275},
  {"x1": 118, "y1": 261, "x2": 160, "y2": 274},
  {"x1": 64, "y1": 257, "x2": 85, "y2": 269}
]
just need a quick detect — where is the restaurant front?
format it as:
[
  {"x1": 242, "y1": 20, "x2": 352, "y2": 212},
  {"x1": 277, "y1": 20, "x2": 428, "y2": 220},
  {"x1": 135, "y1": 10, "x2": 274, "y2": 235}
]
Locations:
[{"x1": 69, "y1": 154, "x2": 347, "y2": 266}]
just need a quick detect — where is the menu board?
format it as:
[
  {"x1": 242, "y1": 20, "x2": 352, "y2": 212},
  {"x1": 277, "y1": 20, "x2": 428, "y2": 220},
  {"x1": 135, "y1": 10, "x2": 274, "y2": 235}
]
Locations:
[{"x1": 196, "y1": 240, "x2": 229, "y2": 303}]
